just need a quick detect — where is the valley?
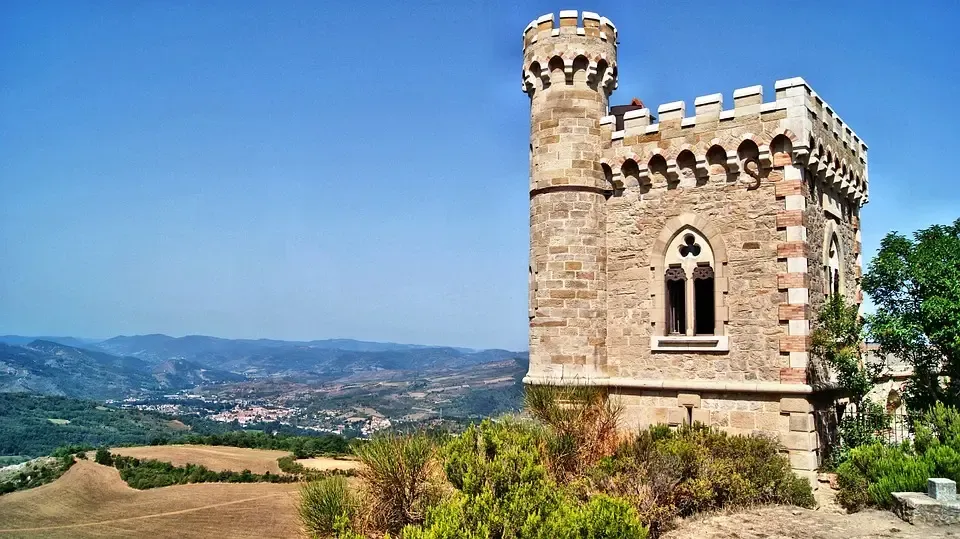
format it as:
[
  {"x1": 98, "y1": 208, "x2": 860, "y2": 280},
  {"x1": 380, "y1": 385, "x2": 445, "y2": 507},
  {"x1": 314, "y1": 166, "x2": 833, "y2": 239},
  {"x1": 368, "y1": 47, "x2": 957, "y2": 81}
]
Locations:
[{"x1": 0, "y1": 334, "x2": 528, "y2": 455}]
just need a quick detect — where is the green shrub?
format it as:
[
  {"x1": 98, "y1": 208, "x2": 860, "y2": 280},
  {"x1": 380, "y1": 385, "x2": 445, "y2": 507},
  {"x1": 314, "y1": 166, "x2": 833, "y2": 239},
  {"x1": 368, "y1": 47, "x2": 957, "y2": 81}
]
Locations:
[
  {"x1": 564, "y1": 495, "x2": 648, "y2": 538},
  {"x1": 354, "y1": 431, "x2": 441, "y2": 534},
  {"x1": 835, "y1": 443, "x2": 932, "y2": 510},
  {"x1": 298, "y1": 476, "x2": 357, "y2": 538},
  {"x1": 524, "y1": 385, "x2": 621, "y2": 481},
  {"x1": 836, "y1": 405, "x2": 960, "y2": 512},
  {"x1": 402, "y1": 420, "x2": 646, "y2": 539},
  {"x1": 914, "y1": 402, "x2": 960, "y2": 453},
  {"x1": 94, "y1": 447, "x2": 113, "y2": 466},
  {"x1": 588, "y1": 425, "x2": 813, "y2": 534}
]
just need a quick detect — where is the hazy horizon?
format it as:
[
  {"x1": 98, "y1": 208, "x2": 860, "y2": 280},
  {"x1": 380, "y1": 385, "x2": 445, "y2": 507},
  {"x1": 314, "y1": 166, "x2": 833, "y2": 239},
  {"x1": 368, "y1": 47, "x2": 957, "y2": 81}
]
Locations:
[{"x1": 0, "y1": 331, "x2": 528, "y2": 352}]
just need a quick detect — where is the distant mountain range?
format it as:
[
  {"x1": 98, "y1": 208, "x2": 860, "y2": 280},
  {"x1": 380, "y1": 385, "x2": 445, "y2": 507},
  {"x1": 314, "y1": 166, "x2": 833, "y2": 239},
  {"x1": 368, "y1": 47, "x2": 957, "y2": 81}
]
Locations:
[
  {"x1": 0, "y1": 334, "x2": 527, "y2": 400},
  {"x1": 0, "y1": 340, "x2": 243, "y2": 400}
]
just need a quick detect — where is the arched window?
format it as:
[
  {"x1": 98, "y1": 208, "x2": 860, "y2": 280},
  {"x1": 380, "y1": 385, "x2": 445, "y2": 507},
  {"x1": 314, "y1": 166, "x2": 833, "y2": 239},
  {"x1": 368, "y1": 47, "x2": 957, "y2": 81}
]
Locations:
[
  {"x1": 825, "y1": 234, "x2": 841, "y2": 296},
  {"x1": 663, "y1": 229, "x2": 716, "y2": 336}
]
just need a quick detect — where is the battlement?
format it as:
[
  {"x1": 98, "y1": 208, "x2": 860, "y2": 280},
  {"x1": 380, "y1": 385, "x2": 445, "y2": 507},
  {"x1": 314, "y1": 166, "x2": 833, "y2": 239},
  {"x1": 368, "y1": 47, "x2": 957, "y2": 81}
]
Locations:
[
  {"x1": 601, "y1": 77, "x2": 869, "y2": 205},
  {"x1": 520, "y1": 11, "x2": 618, "y2": 97},
  {"x1": 522, "y1": 11, "x2": 618, "y2": 50}
]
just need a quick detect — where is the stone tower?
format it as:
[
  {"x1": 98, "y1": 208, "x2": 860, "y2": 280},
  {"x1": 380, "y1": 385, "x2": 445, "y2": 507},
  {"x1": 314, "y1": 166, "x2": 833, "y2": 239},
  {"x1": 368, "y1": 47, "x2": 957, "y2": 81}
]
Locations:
[
  {"x1": 521, "y1": 10, "x2": 869, "y2": 481},
  {"x1": 523, "y1": 11, "x2": 618, "y2": 380}
]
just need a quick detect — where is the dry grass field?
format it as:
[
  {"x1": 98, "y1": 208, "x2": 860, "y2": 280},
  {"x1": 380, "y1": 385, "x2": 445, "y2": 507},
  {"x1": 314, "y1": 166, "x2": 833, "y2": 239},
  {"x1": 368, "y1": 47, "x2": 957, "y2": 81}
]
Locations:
[
  {"x1": 296, "y1": 456, "x2": 361, "y2": 471},
  {"x1": 109, "y1": 445, "x2": 291, "y2": 474},
  {"x1": 0, "y1": 460, "x2": 302, "y2": 539}
]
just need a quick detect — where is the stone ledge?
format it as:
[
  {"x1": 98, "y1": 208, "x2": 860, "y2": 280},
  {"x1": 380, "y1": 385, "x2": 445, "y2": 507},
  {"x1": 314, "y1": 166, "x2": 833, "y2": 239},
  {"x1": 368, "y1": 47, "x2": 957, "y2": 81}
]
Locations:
[
  {"x1": 650, "y1": 335, "x2": 729, "y2": 352},
  {"x1": 892, "y1": 491, "x2": 960, "y2": 526},
  {"x1": 522, "y1": 375, "x2": 813, "y2": 395}
]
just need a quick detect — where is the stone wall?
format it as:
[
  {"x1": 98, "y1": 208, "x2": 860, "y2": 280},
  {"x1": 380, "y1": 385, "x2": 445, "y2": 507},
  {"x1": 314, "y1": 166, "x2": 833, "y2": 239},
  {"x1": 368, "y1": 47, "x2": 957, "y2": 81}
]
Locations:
[
  {"x1": 604, "y1": 167, "x2": 785, "y2": 382},
  {"x1": 618, "y1": 388, "x2": 820, "y2": 478}
]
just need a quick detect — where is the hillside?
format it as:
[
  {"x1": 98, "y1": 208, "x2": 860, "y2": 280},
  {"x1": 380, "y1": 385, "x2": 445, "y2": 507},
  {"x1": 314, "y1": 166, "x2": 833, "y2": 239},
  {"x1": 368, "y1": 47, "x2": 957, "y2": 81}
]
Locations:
[
  {"x1": 0, "y1": 460, "x2": 300, "y2": 538},
  {"x1": 0, "y1": 393, "x2": 232, "y2": 457},
  {"x1": 93, "y1": 334, "x2": 517, "y2": 377},
  {"x1": 0, "y1": 341, "x2": 244, "y2": 400}
]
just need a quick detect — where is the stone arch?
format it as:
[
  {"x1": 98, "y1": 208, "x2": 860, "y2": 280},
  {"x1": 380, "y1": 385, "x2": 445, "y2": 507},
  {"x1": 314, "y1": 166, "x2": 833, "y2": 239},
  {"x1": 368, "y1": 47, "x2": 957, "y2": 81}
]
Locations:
[
  {"x1": 737, "y1": 139, "x2": 762, "y2": 184},
  {"x1": 620, "y1": 158, "x2": 648, "y2": 194},
  {"x1": 648, "y1": 154, "x2": 669, "y2": 189},
  {"x1": 676, "y1": 149, "x2": 699, "y2": 187},
  {"x1": 650, "y1": 214, "x2": 728, "y2": 336},
  {"x1": 770, "y1": 134, "x2": 793, "y2": 167},
  {"x1": 547, "y1": 56, "x2": 565, "y2": 85},
  {"x1": 706, "y1": 145, "x2": 727, "y2": 176},
  {"x1": 822, "y1": 221, "x2": 846, "y2": 297},
  {"x1": 572, "y1": 55, "x2": 590, "y2": 84}
]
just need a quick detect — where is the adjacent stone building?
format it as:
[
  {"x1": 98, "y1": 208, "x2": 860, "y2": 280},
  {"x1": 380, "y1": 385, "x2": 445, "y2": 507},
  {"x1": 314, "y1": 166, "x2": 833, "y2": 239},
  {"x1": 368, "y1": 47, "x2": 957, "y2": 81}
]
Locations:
[{"x1": 521, "y1": 10, "x2": 868, "y2": 479}]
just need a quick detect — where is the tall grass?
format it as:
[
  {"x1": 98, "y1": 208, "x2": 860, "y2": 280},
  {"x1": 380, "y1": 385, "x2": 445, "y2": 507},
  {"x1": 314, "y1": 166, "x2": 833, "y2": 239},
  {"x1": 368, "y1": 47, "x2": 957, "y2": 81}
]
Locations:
[
  {"x1": 353, "y1": 432, "x2": 440, "y2": 534},
  {"x1": 298, "y1": 476, "x2": 356, "y2": 538},
  {"x1": 524, "y1": 384, "x2": 623, "y2": 481}
]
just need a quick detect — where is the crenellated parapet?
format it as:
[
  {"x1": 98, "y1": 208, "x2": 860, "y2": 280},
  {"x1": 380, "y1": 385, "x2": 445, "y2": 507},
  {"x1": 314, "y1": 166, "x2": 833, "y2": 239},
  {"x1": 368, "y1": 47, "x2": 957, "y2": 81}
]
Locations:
[
  {"x1": 521, "y1": 11, "x2": 618, "y2": 97},
  {"x1": 599, "y1": 77, "x2": 868, "y2": 206}
]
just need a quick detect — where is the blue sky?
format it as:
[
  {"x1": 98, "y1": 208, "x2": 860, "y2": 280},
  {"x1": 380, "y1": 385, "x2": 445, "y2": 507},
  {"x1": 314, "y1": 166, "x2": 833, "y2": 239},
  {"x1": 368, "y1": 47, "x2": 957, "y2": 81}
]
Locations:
[{"x1": 1, "y1": 1, "x2": 957, "y2": 351}]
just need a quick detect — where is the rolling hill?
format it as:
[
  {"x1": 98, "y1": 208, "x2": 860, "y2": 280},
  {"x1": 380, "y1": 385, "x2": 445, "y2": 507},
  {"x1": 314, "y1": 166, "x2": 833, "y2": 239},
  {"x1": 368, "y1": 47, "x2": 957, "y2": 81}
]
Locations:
[
  {"x1": 0, "y1": 460, "x2": 301, "y2": 538},
  {"x1": 0, "y1": 341, "x2": 242, "y2": 400}
]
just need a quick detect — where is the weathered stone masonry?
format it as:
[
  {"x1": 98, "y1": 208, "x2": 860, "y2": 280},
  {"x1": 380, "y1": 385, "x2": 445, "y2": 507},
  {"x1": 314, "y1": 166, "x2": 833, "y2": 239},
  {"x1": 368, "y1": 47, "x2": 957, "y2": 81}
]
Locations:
[{"x1": 521, "y1": 11, "x2": 868, "y2": 479}]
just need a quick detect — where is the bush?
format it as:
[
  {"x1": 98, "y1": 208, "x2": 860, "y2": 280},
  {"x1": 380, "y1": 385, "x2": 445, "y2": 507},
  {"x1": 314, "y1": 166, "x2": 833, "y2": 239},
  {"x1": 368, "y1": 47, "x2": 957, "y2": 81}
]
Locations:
[
  {"x1": 401, "y1": 420, "x2": 647, "y2": 539},
  {"x1": 353, "y1": 432, "x2": 441, "y2": 534},
  {"x1": 836, "y1": 404, "x2": 960, "y2": 512},
  {"x1": 914, "y1": 402, "x2": 960, "y2": 453},
  {"x1": 94, "y1": 447, "x2": 113, "y2": 466},
  {"x1": 589, "y1": 425, "x2": 813, "y2": 534},
  {"x1": 835, "y1": 443, "x2": 931, "y2": 510},
  {"x1": 524, "y1": 385, "x2": 621, "y2": 481},
  {"x1": 298, "y1": 476, "x2": 357, "y2": 538}
]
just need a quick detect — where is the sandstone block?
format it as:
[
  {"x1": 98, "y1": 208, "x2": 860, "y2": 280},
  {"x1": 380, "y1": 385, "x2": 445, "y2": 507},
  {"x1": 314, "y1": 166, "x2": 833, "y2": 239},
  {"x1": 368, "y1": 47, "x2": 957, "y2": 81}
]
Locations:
[
  {"x1": 789, "y1": 450, "x2": 819, "y2": 471},
  {"x1": 778, "y1": 272, "x2": 810, "y2": 290},
  {"x1": 780, "y1": 397, "x2": 813, "y2": 413},
  {"x1": 667, "y1": 407, "x2": 688, "y2": 426},
  {"x1": 789, "y1": 413, "x2": 815, "y2": 432},
  {"x1": 756, "y1": 412, "x2": 781, "y2": 432},
  {"x1": 691, "y1": 408, "x2": 710, "y2": 425},
  {"x1": 730, "y1": 411, "x2": 756, "y2": 429},
  {"x1": 677, "y1": 393, "x2": 701, "y2": 408},
  {"x1": 782, "y1": 431, "x2": 818, "y2": 451}
]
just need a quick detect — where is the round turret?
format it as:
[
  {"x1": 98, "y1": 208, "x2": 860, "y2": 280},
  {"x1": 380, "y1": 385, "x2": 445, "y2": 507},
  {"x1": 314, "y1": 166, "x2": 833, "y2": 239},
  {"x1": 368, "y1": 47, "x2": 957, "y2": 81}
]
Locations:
[{"x1": 523, "y1": 11, "x2": 618, "y2": 382}]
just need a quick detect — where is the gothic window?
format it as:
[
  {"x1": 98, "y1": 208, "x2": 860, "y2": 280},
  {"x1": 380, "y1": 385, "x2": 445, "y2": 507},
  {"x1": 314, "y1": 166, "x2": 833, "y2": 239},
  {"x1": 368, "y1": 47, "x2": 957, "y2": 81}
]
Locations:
[
  {"x1": 825, "y1": 235, "x2": 842, "y2": 296},
  {"x1": 665, "y1": 266, "x2": 686, "y2": 334},
  {"x1": 693, "y1": 265, "x2": 715, "y2": 335},
  {"x1": 663, "y1": 229, "x2": 716, "y2": 336}
]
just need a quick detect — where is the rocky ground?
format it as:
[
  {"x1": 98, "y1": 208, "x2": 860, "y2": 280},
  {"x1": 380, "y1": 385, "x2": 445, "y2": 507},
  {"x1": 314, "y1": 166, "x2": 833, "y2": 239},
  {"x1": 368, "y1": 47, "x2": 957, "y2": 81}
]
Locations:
[{"x1": 664, "y1": 485, "x2": 960, "y2": 539}]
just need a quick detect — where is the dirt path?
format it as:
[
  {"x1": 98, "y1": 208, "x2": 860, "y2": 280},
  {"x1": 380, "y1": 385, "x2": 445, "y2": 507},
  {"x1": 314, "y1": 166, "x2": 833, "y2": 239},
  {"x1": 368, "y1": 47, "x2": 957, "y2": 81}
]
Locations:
[{"x1": 664, "y1": 505, "x2": 960, "y2": 539}]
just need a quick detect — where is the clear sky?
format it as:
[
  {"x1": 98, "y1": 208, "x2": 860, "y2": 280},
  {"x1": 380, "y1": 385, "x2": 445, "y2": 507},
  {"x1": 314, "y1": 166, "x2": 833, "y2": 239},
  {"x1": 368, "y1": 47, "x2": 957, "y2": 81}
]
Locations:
[{"x1": 1, "y1": 1, "x2": 957, "y2": 351}]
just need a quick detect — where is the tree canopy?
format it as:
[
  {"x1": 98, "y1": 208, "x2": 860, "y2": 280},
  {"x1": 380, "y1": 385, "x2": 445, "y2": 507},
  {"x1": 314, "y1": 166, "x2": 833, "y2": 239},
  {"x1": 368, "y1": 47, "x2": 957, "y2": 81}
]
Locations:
[{"x1": 863, "y1": 218, "x2": 960, "y2": 412}]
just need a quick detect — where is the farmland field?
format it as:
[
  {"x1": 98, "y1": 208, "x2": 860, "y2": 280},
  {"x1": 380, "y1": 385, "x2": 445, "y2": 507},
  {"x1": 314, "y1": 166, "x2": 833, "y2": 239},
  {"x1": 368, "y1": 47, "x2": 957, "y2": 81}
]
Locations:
[
  {"x1": 296, "y1": 456, "x2": 361, "y2": 471},
  {"x1": 0, "y1": 460, "x2": 301, "y2": 539},
  {"x1": 109, "y1": 445, "x2": 291, "y2": 474}
]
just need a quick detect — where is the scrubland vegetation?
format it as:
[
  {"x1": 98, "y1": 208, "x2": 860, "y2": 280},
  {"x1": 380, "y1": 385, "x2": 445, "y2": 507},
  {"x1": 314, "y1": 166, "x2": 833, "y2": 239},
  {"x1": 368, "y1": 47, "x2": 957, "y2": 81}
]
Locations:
[
  {"x1": 836, "y1": 403, "x2": 960, "y2": 511},
  {"x1": 299, "y1": 385, "x2": 813, "y2": 539}
]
